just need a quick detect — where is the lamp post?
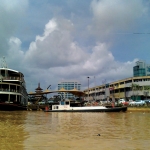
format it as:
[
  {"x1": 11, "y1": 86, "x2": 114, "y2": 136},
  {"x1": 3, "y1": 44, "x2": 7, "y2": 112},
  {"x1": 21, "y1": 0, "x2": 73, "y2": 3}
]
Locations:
[
  {"x1": 102, "y1": 79, "x2": 108, "y2": 102},
  {"x1": 94, "y1": 76, "x2": 96, "y2": 101},
  {"x1": 87, "y1": 77, "x2": 90, "y2": 102}
]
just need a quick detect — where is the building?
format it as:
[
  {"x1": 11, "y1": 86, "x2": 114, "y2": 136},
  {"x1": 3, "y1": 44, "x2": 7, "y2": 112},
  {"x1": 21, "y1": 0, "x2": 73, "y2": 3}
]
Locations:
[
  {"x1": 58, "y1": 81, "x2": 81, "y2": 99},
  {"x1": 84, "y1": 61, "x2": 150, "y2": 101},
  {"x1": 133, "y1": 60, "x2": 150, "y2": 77}
]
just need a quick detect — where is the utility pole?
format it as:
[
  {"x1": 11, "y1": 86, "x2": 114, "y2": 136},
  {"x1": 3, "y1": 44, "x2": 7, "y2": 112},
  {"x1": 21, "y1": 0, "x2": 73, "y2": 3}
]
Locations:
[
  {"x1": 102, "y1": 79, "x2": 106, "y2": 100},
  {"x1": 94, "y1": 76, "x2": 96, "y2": 101},
  {"x1": 87, "y1": 77, "x2": 90, "y2": 102}
]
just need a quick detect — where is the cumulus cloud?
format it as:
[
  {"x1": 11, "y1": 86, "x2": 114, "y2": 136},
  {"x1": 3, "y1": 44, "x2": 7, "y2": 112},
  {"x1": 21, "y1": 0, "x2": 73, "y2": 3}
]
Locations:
[
  {"x1": 6, "y1": 37, "x2": 24, "y2": 71},
  {"x1": 83, "y1": 43, "x2": 114, "y2": 72},
  {"x1": 24, "y1": 18, "x2": 87, "y2": 68},
  {"x1": 46, "y1": 42, "x2": 135, "y2": 83},
  {"x1": 89, "y1": 0, "x2": 147, "y2": 37},
  {"x1": 6, "y1": 16, "x2": 137, "y2": 91},
  {"x1": 1, "y1": 0, "x2": 145, "y2": 92},
  {"x1": 0, "y1": 0, "x2": 28, "y2": 54}
]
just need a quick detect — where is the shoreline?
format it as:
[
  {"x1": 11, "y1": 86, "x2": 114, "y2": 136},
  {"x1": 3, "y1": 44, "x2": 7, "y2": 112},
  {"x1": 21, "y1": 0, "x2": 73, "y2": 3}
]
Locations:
[{"x1": 127, "y1": 107, "x2": 150, "y2": 112}]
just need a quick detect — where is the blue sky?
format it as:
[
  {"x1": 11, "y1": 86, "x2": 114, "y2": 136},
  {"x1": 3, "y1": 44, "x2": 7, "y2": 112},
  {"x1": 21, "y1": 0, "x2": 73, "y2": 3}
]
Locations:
[{"x1": 0, "y1": 0, "x2": 150, "y2": 93}]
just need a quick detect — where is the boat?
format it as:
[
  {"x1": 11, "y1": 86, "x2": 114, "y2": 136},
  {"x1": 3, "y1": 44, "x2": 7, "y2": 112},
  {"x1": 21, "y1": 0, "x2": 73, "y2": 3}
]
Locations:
[
  {"x1": 44, "y1": 100, "x2": 127, "y2": 112},
  {"x1": 0, "y1": 57, "x2": 28, "y2": 110}
]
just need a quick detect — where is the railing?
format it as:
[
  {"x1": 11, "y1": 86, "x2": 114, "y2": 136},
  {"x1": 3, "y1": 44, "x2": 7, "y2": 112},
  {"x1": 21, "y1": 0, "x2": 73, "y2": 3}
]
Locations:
[
  {"x1": 0, "y1": 88, "x2": 21, "y2": 93},
  {"x1": 1, "y1": 76, "x2": 25, "y2": 82},
  {"x1": 0, "y1": 88, "x2": 27, "y2": 96}
]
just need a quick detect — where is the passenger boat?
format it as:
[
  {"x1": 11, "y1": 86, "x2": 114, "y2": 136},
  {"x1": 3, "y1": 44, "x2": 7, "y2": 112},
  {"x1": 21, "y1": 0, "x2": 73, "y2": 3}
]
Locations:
[
  {"x1": 44, "y1": 100, "x2": 127, "y2": 112},
  {"x1": 0, "y1": 57, "x2": 28, "y2": 110}
]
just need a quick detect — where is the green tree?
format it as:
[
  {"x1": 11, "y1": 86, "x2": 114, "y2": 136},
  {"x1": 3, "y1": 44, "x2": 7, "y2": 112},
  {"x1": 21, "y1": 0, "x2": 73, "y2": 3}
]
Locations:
[{"x1": 131, "y1": 83, "x2": 140, "y2": 100}]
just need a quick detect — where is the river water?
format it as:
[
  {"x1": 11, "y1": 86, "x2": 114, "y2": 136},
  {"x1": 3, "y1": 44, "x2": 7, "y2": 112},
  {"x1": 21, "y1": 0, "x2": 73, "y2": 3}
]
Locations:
[{"x1": 0, "y1": 110, "x2": 150, "y2": 150}]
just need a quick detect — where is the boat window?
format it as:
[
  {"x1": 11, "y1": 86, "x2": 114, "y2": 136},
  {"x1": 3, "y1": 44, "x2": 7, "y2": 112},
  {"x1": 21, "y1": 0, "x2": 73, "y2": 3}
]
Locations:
[
  {"x1": 54, "y1": 106, "x2": 59, "y2": 109},
  {"x1": 65, "y1": 101, "x2": 69, "y2": 105},
  {"x1": 61, "y1": 101, "x2": 65, "y2": 105},
  {"x1": 1, "y1": 70, "x2": 5, "y2": 77}
]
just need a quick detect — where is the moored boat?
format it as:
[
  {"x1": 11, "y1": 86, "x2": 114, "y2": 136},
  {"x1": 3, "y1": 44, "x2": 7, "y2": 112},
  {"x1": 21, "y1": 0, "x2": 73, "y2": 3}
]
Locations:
[
  {"x1": 44, "y1": 100, "x2": 127, "y2": 112},
  {"x1": 0, "y1": 57, "x2": 28, "y2": 110}
]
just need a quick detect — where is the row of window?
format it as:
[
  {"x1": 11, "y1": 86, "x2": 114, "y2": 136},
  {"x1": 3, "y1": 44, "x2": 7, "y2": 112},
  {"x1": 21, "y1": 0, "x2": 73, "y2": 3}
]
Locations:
[
  {"x1": 108, "y1": 79, "x2": 150, "y2": 87},
  {"x1": 58, "y1": 86, "x2": 79, "y2": 87},
  {"x1": 88, "y1": 82, "x2": 150, "y2": 92},
  {"x1": 64, "y1": 84, "x2": 79, "y2": 85},
  {"x1": 58, "y1": 88, "x2": 78, "y2": 89},
  {"x1": 58, "y1": 83, "x2": 80, "y2": 85}
]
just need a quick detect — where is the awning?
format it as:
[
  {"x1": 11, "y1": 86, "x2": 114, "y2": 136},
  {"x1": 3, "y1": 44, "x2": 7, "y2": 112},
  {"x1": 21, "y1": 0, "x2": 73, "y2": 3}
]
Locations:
[{"x1": 28, "y1": 88, "x2": 85, "y2": 97}]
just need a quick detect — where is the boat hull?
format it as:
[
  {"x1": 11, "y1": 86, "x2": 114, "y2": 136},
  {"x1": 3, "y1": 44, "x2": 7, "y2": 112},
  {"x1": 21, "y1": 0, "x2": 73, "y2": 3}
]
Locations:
[
  {"x1": 0, "y1": 103, "x2": 27, "y2": 111},
  {"x1": 44, "y1": 106, "x2": 127, "y2": 112}
]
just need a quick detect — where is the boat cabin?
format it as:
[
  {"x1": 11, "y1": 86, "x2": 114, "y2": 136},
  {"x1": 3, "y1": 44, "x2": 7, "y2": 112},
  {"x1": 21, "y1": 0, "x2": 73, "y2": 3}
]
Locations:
[{"x1": 50, "y1": 100, "x2": 71, "y2": 110}]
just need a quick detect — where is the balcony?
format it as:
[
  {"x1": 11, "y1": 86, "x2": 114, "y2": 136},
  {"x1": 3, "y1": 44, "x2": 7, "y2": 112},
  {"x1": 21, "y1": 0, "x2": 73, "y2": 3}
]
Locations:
[
  {"x1": 1, "y1": 76, "x2": 25, "y2": 82},
  {"x1": 0, "y1": 88, "x2": 20, "y2": 93}
]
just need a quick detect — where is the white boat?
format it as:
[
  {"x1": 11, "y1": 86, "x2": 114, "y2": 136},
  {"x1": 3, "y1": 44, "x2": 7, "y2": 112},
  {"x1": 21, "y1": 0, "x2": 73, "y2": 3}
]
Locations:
[
  {"x1": 44, "y1": 100, "x2": 127, "y2": 112},
  {"x1": 0, "y1": 57, "x2": 28, "y2": 110}
]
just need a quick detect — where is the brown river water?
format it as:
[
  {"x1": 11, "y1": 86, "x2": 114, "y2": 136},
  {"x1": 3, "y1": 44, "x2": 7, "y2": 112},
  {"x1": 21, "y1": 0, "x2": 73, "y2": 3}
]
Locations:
[{"x1": 0, "y1": 110, "x2": 150, "y2": 150}]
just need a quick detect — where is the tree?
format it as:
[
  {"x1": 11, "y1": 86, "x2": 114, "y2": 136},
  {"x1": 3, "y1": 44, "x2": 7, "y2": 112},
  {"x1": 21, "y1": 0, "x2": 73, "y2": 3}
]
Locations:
[{"x1": 131, "y1": 83, "x2": 140, "y2": 100}]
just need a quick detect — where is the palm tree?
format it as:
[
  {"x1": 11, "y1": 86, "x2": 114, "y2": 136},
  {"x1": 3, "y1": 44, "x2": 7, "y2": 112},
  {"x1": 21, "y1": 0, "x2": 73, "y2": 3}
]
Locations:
[{"x1": 131, "y1": 83, "x2": 140, "y2": 100}]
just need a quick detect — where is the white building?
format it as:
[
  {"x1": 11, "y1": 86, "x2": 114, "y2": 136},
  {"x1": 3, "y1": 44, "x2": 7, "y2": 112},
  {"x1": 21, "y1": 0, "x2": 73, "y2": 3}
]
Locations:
[{"x1": 58, "y1": 81, "x2": 81, "y2": 99}]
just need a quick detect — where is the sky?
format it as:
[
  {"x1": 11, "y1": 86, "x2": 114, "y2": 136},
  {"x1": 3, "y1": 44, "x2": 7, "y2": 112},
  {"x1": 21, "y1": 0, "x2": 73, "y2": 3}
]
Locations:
[{"x1": 0, "y1": 0, "x2": 150, "y2": 94}]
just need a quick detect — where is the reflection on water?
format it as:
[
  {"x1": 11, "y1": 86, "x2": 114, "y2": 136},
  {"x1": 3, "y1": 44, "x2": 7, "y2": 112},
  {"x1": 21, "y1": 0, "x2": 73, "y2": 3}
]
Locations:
[
  {"x1": 0, "y1": 111, "x2": 28, "y2": 150},
  {"x1": 0, "y1": 111, "x2": 150, "y2": 150}
]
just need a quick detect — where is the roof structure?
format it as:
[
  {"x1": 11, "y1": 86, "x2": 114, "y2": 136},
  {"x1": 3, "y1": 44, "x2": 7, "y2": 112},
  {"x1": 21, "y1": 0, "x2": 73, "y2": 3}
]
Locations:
[
  {"x1": 28, "y1": 88, "x2": 85, "y2": 97},
  {"x1": 35, "y1": 83, "x2": 43, "y2": 91}
]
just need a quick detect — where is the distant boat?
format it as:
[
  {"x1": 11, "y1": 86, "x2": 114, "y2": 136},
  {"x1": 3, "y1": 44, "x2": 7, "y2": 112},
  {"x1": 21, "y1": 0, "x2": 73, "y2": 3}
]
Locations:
[
  {"x1": 44, "y1": 100, "x2": 127, "y2": 112},
  {"x1": 0, "y1": 57, "x2": 28, "y2": 111}
]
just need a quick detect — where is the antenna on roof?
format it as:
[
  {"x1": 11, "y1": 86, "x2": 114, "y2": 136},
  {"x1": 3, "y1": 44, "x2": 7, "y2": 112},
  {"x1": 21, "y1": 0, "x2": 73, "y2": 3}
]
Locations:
[{"x1": 1, "y1": 56, "x2": 8, "y2": 68}]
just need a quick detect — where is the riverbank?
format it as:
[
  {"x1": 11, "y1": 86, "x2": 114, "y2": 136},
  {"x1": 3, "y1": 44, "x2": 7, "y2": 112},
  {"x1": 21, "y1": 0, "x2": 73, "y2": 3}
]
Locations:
[{"x1": 128, "y1": 107, "x2": 150, "y2": 112}]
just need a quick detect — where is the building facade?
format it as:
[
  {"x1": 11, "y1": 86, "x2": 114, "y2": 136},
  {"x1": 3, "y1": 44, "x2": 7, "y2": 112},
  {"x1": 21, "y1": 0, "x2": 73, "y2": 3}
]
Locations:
[
  {"x1": 84, "y1": 61, "x2": 150, "y2": 101},
  {"x1": 58, "y1": 81, "x2": 81, "y2": 99}
]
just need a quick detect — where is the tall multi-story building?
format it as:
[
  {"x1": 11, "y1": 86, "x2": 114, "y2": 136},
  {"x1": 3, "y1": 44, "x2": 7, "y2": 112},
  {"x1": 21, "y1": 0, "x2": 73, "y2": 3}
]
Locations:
[
  {"x1": 133, "y1": 60, "x2": 150, "y2": 77},
  {"x1": 58, "y1": 81, "x2": 81, "y2": 99}
]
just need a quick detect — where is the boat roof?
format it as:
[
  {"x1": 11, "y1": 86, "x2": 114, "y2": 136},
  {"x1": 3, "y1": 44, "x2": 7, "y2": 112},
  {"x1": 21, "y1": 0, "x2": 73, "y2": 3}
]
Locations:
[
  {"x1": 0, "y1": 68, "x2": 20, "y2": 73},
  {"x1": 0, "y1": 68, "x2": 24, "y2": 76}
]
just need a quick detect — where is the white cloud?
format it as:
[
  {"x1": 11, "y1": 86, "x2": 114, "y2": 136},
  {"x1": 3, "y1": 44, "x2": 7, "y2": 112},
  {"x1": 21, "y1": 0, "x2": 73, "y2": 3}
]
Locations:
[
  {"x1": 0, "y1": 0, "x2": 28, "y2": 54},
  {"x1": 6, "y1": 16, "x2": 137, "y2": 91},
  {"x1": 6, "y1": 37, "x2": 24, "y2": 70},
  {"x1": 24, "y1": 18, "x2": 87, "y2": 68},
  {"x1": 1, "y1": 0, "x2": 145, "y2": 92},
  {"x1": 83, "y1": 43, "x2": 114, "y2": 71},
  {"x1": 0, "y1": 0, "x2": 28, "y2": 12},
  {"x1": 36, "y1": 18, "x2": 58, "y2": 42},
  {"x1": 89, "y1": 0, "x2": 147, "y2": 36}
]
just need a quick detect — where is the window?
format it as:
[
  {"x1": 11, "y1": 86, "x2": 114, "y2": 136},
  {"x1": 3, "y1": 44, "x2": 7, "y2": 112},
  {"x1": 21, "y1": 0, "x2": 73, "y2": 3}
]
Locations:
[
  {"x1": 120, "y1": 82, "x2": 124, "y2": 85},
  {"x1": 54, "y1": 106, "x2": 57, "y2": 109}
]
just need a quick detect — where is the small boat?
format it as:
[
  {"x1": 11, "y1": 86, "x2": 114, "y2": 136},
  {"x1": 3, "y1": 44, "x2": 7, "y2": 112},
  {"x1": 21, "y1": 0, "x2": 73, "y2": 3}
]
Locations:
[
  {"x1": 0, "y1": 57, "x2": 28, "y2": 111},
  {"x1": 44, "y1": 100, "x2": 127, "y2": 112}
]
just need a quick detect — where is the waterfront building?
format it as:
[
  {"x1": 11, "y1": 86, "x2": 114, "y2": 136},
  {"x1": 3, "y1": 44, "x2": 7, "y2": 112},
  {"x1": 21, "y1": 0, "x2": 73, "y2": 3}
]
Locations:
[
  {"x1": 58, "y1": 81, "x2": 81, "y2": 99},
  {"x1": 84, "y1": 61, "x2": 150, "y2": 101}
]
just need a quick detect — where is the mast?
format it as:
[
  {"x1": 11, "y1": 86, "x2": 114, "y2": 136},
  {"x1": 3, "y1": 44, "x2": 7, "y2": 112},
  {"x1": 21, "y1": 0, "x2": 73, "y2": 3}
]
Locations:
[{"x1": 1, "y1": 56, "x2": 8, "y2": 68}]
